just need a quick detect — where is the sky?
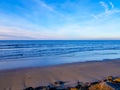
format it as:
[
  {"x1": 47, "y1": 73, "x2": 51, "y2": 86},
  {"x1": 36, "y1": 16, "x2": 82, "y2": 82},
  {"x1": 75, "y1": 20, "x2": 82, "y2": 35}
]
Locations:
[{"x1": 0, "y1": 0, "x2": 120, "y2": 40}]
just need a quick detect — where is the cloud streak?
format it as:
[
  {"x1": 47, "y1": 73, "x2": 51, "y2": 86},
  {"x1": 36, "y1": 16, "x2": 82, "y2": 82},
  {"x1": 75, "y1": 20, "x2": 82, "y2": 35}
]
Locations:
[
  {"x1": 92, "y1": 1, "x2": 120, "y2": 19},
  {"x1": 100, "y1": 1, "x2": 109, "y2": 12},
  {"x1": 34, "y1": 0, "x2": 55, "y2": 12},
  {"x1": 110, "y1": 2, "x2": 114, "y2": 9},
  {"x1": 33, "y1": 0, "x2": 64, "y2": 17}
]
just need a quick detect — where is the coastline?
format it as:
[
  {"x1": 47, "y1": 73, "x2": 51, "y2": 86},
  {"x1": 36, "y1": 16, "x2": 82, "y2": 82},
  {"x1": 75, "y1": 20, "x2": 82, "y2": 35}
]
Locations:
[{"x1": 0, "y1": 59, "x2": 120, "y2": 90}]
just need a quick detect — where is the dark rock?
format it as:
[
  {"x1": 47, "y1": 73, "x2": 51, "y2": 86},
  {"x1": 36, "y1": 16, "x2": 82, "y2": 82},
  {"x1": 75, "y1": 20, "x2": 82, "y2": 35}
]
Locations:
[
  {"x1": 23, "y1": 87, "x2": 34, "y2": 90},
  {"x1": 34, "y1": 86, "x2": 46, "y2": 90}
]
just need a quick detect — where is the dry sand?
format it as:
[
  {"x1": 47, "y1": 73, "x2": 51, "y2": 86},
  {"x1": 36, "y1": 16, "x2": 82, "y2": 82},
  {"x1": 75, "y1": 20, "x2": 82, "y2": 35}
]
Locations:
[{"x1": 0, "y1": 59, "x2": 120, "y2": 90}]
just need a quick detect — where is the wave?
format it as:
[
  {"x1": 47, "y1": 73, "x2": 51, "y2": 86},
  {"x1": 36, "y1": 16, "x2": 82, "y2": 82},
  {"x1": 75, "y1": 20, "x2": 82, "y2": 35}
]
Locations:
[{"x1": 0, "y1": 40, "x2": 120, "y2": 60}]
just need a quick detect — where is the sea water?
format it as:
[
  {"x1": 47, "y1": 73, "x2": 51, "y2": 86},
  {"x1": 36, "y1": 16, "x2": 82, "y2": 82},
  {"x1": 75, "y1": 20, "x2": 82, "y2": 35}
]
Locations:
[{"x1": 0, "y1": 40, "x2": 120, "y2": 70}]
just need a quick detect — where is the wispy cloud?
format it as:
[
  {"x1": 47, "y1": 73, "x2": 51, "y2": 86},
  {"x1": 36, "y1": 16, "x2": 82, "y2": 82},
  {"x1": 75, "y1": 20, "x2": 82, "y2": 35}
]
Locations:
[
  {"x1": 0, "y1": 26, "x2": 50, "y2": 39},
  {"x1": 34, "y1": 0, "x2": 55, "y2": 12},
  {"x1": 33, "y1": 0, "x2": 64, "y2": 17},
  {"x1": 92, "y1": 1, "x2": 120, "y2": 19},
  {"x1": 100, "y1": 1, "x2": 109, "y2": 13},
  {"x1": 110, "y1": 2, "x2": 114, "y2": 9}
]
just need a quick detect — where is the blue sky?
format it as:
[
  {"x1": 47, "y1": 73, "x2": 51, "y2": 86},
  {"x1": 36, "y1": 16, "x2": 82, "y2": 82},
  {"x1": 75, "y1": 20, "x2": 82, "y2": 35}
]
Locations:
[{"x1": 0, "y1": 0, "x2": 120, "y2": 40}]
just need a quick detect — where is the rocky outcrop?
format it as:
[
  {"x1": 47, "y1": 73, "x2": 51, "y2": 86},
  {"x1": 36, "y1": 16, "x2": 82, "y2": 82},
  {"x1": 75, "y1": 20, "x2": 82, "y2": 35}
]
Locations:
[{"x1": 23, "y1": 76, "x2": 120, "y2": 90}]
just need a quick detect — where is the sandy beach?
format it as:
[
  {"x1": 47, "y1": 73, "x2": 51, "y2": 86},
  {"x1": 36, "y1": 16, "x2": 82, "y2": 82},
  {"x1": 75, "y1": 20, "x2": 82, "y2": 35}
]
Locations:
[{"x1": 0, "y1": 59, "x2": 120, "y2": 90}]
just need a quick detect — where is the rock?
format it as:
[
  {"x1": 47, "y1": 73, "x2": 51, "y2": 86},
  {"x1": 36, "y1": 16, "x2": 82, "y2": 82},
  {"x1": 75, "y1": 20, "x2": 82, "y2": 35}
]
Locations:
[
  {"x1": 23, "y1": 87, "x2": 34, "y2": 90},
  {"x1": 89, "y1": 81, "x2": 120, "y2": 90},
  {"x1": 34, "y1": 86, "x2": 47, "y2": 90}
]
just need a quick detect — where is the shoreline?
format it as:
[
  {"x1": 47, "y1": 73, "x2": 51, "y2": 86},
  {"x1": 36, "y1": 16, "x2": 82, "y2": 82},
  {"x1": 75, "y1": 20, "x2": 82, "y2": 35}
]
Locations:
[
  {"x1": 0, "y1": 58, "x2": 120, "y2": 72},
  {"x1": 0, "y1": 59, "x2": 120, "y2": 90},
  {"x1": 0, "y1": 58, "x2": 120, "y2": 71}
]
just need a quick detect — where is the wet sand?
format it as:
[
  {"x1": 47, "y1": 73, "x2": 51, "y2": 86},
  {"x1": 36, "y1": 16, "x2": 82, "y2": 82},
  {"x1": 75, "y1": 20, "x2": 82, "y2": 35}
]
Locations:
[{"x1": 0, "y1": 59, "x2": 120, "y2": 90}]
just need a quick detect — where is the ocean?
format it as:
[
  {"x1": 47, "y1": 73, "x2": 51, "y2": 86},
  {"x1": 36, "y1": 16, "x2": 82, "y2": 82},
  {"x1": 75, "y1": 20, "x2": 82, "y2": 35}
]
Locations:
[{"x1": 0, "y1": 40, "x2": 120, "y2": 70}]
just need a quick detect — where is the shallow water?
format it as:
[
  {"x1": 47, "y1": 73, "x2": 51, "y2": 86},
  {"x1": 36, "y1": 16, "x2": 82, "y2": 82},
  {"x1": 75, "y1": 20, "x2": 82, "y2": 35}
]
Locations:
[{"x1": 0, "y1": 40, "x2": 120, "y2": 69}]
